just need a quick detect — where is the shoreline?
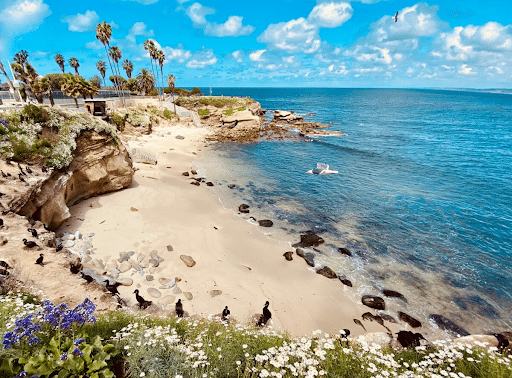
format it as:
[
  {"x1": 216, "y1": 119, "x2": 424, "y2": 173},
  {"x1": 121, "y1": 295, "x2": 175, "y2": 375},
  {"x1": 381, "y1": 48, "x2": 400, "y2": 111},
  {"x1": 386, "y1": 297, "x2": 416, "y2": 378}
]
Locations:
[{"x1": 57, "y1": 120, "x2": 405, "y2": 338}]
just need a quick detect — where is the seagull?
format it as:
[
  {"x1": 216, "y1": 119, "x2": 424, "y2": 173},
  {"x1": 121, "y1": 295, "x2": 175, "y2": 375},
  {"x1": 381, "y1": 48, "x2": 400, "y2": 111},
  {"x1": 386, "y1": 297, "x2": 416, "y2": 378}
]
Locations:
[
  {"x1": 222, "y1": 306, "x2": 230, "y2": 321},
  {"x1": 175, "y1": 299, "x2": 184, "y2": 317},
  {"x1": 35, "y1": 254, "x2": 44, "y2": 266},
  {"x1": 23, "y1": 238, "x2": 39, "y2": 249},
  {"x1": 394, "y1": 11, "x2": 399, "y2": 22}
]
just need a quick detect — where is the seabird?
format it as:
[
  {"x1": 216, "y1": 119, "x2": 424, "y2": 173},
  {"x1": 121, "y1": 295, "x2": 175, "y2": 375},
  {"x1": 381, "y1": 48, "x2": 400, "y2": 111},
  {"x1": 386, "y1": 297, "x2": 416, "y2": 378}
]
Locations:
[
  {"x1": 493, "y1": 333, "x2": 510, "y2": 352},
  {"x1": 0, "y1": 260, "x2": 9, "y2": 269},
  {"x1": 105, "y1": 280, "x2": 121, "y2": 296},
  {"x1": 396, "y1": 331, "x2": 425, "y2": 348},
  {"x1": 0, "y1": 219, "x2": 3, "y2": 227},
  {"x1": 69, "y1": 262, "x2": 81, "y2": 274},
  {"x1": 28, "y1": 228, "x2": 38, "y2": 238},
  {"x1": 0, "y1": 268, "x2": 8, "y2": 276},
  {"x1": 23, "y1": 238, "x2": 39, "y2": 249},
  {"x1": 222, "y1": 306, "x2": 230, "y2": 321},
  {"x1": 175, "y1": 299, "x2": 184, "y2": 317},
  {"x1": 394, "y1": 11, "x2": 399, "y2": 22},
  {"x1": 18, "y1": 174, "x2": 26, "y2": 183},
  {"x1": 18, "y1": 163, "x2": 26, "y2": 175},
  {"x1": 35, "y1": 254, "x2": 44, "y2": 266},
  {"x1": 257, "y1": 301, "x2": 271, "y2": 327},
  {"x1": 42, "y1": 166, "x2": 48, "y2": 173},
  {"x1": 26, "y1": 166, "x2": 32, "y2": 174},
  {"x1": 1, "y1": 170, "x2": 7, "y2": 178},
  {"x1": 56, "y1": 243, "x2": 63, "y2": 252},
  {"x1": 134, "y1": 289, "x2": 151, "y2": 309},
  {"x1": 81, "y1": 273, "x2": 94, "y2": 284}
]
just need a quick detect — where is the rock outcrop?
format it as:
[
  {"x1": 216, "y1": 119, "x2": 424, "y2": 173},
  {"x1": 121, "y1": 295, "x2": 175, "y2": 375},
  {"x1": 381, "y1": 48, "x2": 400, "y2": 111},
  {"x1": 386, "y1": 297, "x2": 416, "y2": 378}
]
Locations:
[{"x1": 6, "y1": 131, "x2": 134, "y2": 230}]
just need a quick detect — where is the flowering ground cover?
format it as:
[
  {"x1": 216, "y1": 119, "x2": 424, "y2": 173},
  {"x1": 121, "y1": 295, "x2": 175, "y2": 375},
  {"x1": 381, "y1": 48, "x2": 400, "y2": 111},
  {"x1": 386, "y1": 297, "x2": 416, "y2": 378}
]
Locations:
[{"x1": 0, "y1": 292, "x2": 510, "y2": 378}]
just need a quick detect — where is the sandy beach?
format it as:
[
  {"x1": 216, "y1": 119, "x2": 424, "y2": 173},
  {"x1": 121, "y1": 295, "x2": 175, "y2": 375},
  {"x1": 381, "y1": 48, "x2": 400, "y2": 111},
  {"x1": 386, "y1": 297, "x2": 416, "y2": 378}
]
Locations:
[{"x1": 57, "y1": 120, "x2": 401, "y2": 337}]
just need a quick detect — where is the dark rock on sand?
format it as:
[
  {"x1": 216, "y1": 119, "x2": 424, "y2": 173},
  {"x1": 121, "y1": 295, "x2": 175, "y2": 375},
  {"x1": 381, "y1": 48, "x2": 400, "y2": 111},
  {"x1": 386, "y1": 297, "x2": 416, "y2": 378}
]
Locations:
[
  {"x1": 382, "y1": 289, "x2": 406, "y2": 301},
  {"x1": 283, "y1": 251, "x2": 293, "y2": 261},
  {"x1": 381, "y1": 314, "x2": 397, "y2": 323},
  {"x1": 295, "y1": 248, "x2": 305, "y2": 258},
  {"x1": 191, "y1": 169, "x2": 197, "y2": 175},
  {"x1": 175, "y1": 135, "x2": 185, "y2": 140},
  {"x1": 316, "y1": 266, "x2": 337, "y2": 279},
  {"x1": 362, "y1": 312, "x2": 374, "y2": 321},
  {"x1": 338, "y1": 276, "x2": 353, "y2": 287},
  {"x1": 429, "y1": 314, "x2": 470, "y2": 337},
  {"x1": 206, "y1": 182, "x2": 214, "y2": 186},
  {"x1": 182, "y1": 172, "x2": 189, "y2": 176},
  {"x1": 398, "y1": 311, "x2": 422, "y2": 328},
  {"x1": 292, "y1": 232, "x2": 324, "y2": 248},
  {"x1": 338, "y1": 247, "x2": 352, "y2": 256},
  {"x1": 362, "y1": 295, "x2": 386, "y2": 310},
  {"x1": 397, "y1": 331, "x2": 426, "y2": 348},
  {"x1": 239, "y1": 204, "x2": 250, "y2": 213},
  {"x1": 167, "y1": 245, "x2": 173, "y2": 252},
  {"x1": 258, "y1": 220, "x2": 273, "y2": 227},
  {"x1": 298, "y1": 252, "x2": 315, "y2": 267},
  {"x1": 228, "y1": 184, "x2": 236, "y2": 189},
  {"x1": 190, "y1": 181, "x2": 200, "y2": 186}
]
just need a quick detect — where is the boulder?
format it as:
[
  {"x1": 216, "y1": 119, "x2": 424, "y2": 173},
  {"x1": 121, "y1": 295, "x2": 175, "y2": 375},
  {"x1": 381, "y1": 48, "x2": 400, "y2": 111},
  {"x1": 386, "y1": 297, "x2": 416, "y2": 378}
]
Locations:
[
  {"x1": 149, "y1": 258, "x2": 159, "y2": 267},
  {"x1": 283, "y1": 251, "x2": 293, "y2": 261},
  {"x1": 182, "y1": 172, "x2": 189, "y2": 176},
  {"x1": 146, "y1": 275, "x2": 154, "y2": 282},
  {"x1": 362, "y1": 295, "x2": 386, "y2": 310},
  {"x1": 159, "y1": 278, "x2": 173, "y2": 285},
  {"x1": 180, "y1": 255, "x2": 196, "y2": 267},
  {"x1": 292, "y1": 233, "x2": 324, "y2": 248},
  {"x1": 221, "y1": 110, "x2": 260, "y2": 128},
  {"x1": 382, "y1": 289, "x2": 406, "y2": 300},
  {"x1": 206, "y1": 182, "x2": 214, "y2": 186},
  {"x1": 381, "y1": 314, "x2": 397, "y2": 323},
  {"x1": 303, "y1": 253, "x2": 315, "y2": 267},
  {"x1": 190, "y1": 181, "x2": 200, "y2": 186},
  {"x1": 316, "y1": 266, "x2": 337, "y2": 279},
  {"x1": 191, "y1": 169, "x2": 197, "y2": 175},
  {"x1": 258, "y1": 220, "x2": 273, "y2": 227},
  {"x1": 118, "y1": 261, "x2": 132, "y2": 273},
  {"x1": 398, "y1": 312, "x2": 422, "y2": 328},
  {"x1": 338, "y1": 276, "x2": 353, "y2": 287},
  {"x1": 338, "y1": 247, "x2": 352, "y2": 256},
  {"x1": 130, "y1": 207, "x2": 138, "y2": 212},
  {"x1": 148, "y1": 288, "x2": 162, "y2": 298},
  {"x1": 175, "y1": 135, "x2": 185, "y2": 140},
  {"x1": 172, "y1": 285, "x2": 182, "y2": 294},
  {"x1": 295, "y1": 248, "x2": 305, "y2": 258},
  {"x1": 239, "y1": 204, "x2": 250, "y2": 213},
  {"x1": 184, "y1": 292, "x2": 193, "y2": 300},
  {"x1": 158, "y1": 295, "x2": 176, "y2": 306},
  {"x1": 429, "y1": 314, "x2": 470, "y2": 337},
  {"x1": 15, "y1": 131, "x2": 134, "y2": 230},
  {"x1": 210, "y1": 290, "x2": 222, "y2": 297}
]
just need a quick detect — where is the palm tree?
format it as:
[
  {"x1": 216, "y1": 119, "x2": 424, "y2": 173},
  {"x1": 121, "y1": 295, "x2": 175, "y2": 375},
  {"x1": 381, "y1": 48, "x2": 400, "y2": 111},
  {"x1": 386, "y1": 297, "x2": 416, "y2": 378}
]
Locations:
[
  {"x1": 156, "y1": 50, "x2": 165, "y2": 99},
  {"x1": 166, "y1": 74, "x2": 176, "y2": 112},
  {"x1": 122, "y1": 59, "x2": 133, "y2": 79},
  {"x1": 96, "y1": 21, "x2": 124, "y2": 104},
  {"x1": 0, "y1": 62, "x2": 20, "y2": 101},
  {"x1": 11, "y1": 60, "x2": 41, "y2": 102},
  {"x1": 96, "y1": 60, "x2": 106, "y2": 86},
  {"x1": 143, "y1": 39, "x2": 159, "y2": 96},
  {"x1": 69, "y1": 57, "x2": 80, "y2": 76},
  {"x1": 60, "y1": 73, "x2": 81, "y2": 108},
  {"x1": 54, "y1": 54, "x2": 65, "y2": 73},
  {"x1": 32, "y1": 76, "x2": 54, "y2": 107},
  {"x1": 137, "y1": 69, "x2": 155, "y2": 95}
]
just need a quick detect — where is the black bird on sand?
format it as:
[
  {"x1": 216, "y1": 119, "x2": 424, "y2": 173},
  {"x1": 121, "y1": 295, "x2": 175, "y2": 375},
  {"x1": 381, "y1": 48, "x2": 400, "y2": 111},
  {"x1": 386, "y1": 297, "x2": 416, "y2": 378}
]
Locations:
[
  {"x1": 35, "y1": 254, "x2": 44, "y2": 266},
  {"x1": 396, "y1": 331, "x2": 426, "y2": 348},
  {"x1": 28, "y1": 228, "x2": 38, "y2": 238},
  {"x1": 394, "y1": 11, "x2": 399, "y2": 22},
  {"x1": 493, "y1": 333, "x2": 510, "y2": 352},
  {"x1": 18, "y1": 174, "x2": 26, "y2": 183},
  {"x1": 105, "y1": 280, "x2": 121, "y2": 296},
  {"x1": 18, "y1": 163, "x2": 26, "y2": 175},
  {"x1": 257, "y1": 301, "x2": 272, "y2": 327},
  {"x1": 134, "y1": 289, "x2": 152, "y2": 309},
  {"x1": 1, "y1": 170, "x2": 7, "y2": 178},
  {"x1": 175, "y1": 299, "x2": 184, "y2": 317},
  {"x1": 56, "y1": 243, "x2": 63, "y2": 252},
  {"x1": 0, "y1": 260, "x2": 9, "y2": 269},
  {"x1": 0, "y1": 268, "x2": 9, "y2": 276},
  {"x1": 81, "y1": 272, "x2": 94, "y2": 284},
  {"x1": 222, "y1": 306, "x2": 230, "y2": 321},
  {"x1": 26, "y1": 166, "x2": 32, "y2": 174},
  {"x1": 0, "y1": 219, "x2": 3, "y2": 227},
  {"x1": 23, "y1": 238, "x2": 39, "y2": 249},
  {"x1": 42, "y1": 166, "x2": 48, "y2": 173},
  {"x1": 69, "y1": 262, "x2": 81, "y2": 274}
]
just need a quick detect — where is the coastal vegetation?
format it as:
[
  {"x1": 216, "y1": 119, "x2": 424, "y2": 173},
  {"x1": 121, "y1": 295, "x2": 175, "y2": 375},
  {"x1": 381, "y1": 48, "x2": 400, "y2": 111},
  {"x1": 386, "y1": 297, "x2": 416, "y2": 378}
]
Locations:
[
  {"x1": 0, "y1": 105, "x2": 117, "y2": 168},
  {"x1": 0, "y1": 291, "x2": 510, "y2": 378}
]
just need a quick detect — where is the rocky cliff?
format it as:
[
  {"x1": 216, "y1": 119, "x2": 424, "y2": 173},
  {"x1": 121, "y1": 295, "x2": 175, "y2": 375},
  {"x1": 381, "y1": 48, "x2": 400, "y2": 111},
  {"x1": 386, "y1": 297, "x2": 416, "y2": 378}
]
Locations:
[{"x1": 2, "y1": 131, "x2": 134, "y2": 230}]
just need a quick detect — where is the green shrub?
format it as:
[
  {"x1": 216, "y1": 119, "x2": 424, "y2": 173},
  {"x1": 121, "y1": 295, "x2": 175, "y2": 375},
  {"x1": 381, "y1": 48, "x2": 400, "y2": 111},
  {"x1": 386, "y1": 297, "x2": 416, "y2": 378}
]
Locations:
[
  {"x1": 190, "y1": 87, "x2": 202, "y2": 95},
  {"x1": 21, "y1": 104, "x2": 50, "y2": 124},
  {"x1": 148, "y1": 88, "x2": 159, "y2": 96},
  {"x1": 237, "y1": 106, "x2": 246, "y2": 111},
  {"x1": 174, "y1": 88, "x2": 189, "y2": 96},
  {"x1": 223, "y1": 109, "x2": 234, "y2": 116},
  {"x1": 111, "y1": 114, "x2": 126, "y2": 131},
  {"x1": 198, "y1": 108, "x2": 209, "y2": 116},
  {"x1": 163, "y1": 109, "x2": 173, "y2": 119}
]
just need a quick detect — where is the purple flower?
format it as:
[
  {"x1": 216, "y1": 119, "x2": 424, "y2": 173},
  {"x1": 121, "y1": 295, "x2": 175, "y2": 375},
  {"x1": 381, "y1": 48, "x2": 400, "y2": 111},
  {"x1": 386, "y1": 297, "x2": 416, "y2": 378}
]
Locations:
[
  {"x1": 71, "y1": 347, "x2": 83, "y2": 357},
  {"x1": 15, "y1": 372, "x2": 27, "y2": 378},
  {"x1": 60, "y1": 352, "x2": 68, "y2": 361},
  {"x1": 73, "y1": 338, "x2": 85, "y2": 346}
]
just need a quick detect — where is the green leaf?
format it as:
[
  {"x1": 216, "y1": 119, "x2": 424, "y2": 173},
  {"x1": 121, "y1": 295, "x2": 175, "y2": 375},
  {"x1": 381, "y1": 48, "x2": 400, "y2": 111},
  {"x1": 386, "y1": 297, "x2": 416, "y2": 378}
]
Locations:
[{"x1": 87, "y1": 359, "x2": 107, "y2": 373}]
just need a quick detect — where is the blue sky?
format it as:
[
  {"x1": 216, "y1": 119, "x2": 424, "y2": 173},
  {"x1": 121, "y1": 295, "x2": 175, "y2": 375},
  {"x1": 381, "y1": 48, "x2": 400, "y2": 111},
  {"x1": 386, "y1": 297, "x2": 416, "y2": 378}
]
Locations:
[{"x1": 0, "y1": 0, "x2": 511, "y2": 88}]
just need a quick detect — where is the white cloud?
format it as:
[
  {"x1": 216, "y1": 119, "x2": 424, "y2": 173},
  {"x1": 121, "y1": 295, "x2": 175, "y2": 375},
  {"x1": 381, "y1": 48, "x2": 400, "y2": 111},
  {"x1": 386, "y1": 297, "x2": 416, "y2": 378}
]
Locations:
[
  {"x1": 126, "y1": 21, "x2": 154, "y2": 43},
  {"x1": 231, "y1": 50, "x2": 243, "y2": 62},
  {"x1": 185, "y1": 2, "x2": 254, "y2": 37},
  {"x1": 308, "y1": 2, "x2": 352, "y2": 28},
  {"x1": 258, "y1": 18, "x2": 320, "y2": 53},
  {"x1": 186, "y1": 48, "x2": 217, "y2": 68},
  {"x1": 163, "y1": 44, "x2": 192, "y2": 63},
  {"x1": 458, "y1": 64, "x2": 475, "y2": 75},
  {"x1": 62, "y1": 10, "x2": 99, "y2": 32},
  {"x1": 249, "y1": 49, "x2": 266, "y2": 62},
  {"x1": 85, "y1": 40, "x2": 103, "y2": 50},
  {"x1": 177, "y1": 0, "x2": 192, "y2": 3},
  {"x1": 122, "y1": 0, "x2": 159, "y2": 4},
  {"x1": 0, "y1": 0, "x2": 51, "y2": 34}
]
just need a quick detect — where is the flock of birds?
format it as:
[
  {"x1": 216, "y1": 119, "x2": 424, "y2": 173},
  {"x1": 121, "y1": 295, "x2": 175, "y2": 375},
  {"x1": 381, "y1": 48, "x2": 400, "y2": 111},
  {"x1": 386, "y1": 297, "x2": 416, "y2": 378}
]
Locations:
[{"x1": 1, "y1": 160, "x2": 49, "y2": 187}]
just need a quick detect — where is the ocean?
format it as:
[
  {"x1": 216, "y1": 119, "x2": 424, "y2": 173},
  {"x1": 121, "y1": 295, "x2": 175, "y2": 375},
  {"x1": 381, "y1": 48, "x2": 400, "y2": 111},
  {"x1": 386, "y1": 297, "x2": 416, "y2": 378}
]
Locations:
[{"x1": 194, "y1": 88, "x2": 512, "y2": 335}]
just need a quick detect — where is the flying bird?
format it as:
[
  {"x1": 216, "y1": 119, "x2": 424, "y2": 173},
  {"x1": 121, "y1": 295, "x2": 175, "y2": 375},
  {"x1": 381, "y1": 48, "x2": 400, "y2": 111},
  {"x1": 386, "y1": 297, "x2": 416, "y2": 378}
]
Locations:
[{"x1": 394, "y1": 11, "x2": 399, "y2": 22}]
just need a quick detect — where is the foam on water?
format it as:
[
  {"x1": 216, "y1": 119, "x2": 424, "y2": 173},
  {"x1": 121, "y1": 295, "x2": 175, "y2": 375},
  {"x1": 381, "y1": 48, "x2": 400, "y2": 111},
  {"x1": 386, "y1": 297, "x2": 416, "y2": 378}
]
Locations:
[{"x1": 194, "y1": 88, "x2": 512, "y2": 335}]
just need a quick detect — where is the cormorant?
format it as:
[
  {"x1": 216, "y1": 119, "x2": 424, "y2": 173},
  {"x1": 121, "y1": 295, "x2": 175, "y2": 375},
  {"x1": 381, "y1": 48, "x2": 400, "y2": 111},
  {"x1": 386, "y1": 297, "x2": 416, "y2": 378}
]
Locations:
[
  {"x1": 18, "y1": 174, "x2": 26, "y2": 183},
  {"x1": 105, "y1": 280, "x2": 120, "y2": 296},
  {"x1": 35, "y1": 254, "x2": 44, "y2": 266},
  {"x1": 28, "y1": 228, "x2": 37, "y2": 238},
  {"x1": 0, "y1": 260, "x2": 9, "y2": 269},
  {"x1": 134, "y1": 289, "x2": 151, "y2": 309},
  {"x1": 1, "y1": 170, "x2": 7, "y2": 178},
  {"x1": 69, "y1": 262, "x2": 81, "y2": 274},
  {"x1": 26, "y1": 166, "x2": 32, "y2": 174},
  {"x1": 56, "y1": 243, "x2": 63, "y2": 252},
  {"x1": 493, "y1": 333, "x2": 510, "y2": 353},
  {"x1": 23, "y1": 238, "x2": 39, "y2": 248},
  {"x1": 222, "y1": 306, "x2": 230, "y2": 321},
  {"x1": 175, "y1": 299, "x2": 184, "y2": 317},
  {"x1": 257, "y1": 301, "x2": 271, "y2": 327},
  {"x1": 81, "y1": 273, "x2": 94, "y2": 284}
]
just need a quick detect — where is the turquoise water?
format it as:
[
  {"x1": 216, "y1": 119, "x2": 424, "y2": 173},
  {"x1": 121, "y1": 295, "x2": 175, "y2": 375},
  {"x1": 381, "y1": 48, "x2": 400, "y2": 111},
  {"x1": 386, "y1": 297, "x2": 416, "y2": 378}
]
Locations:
[{"x1": 198, "y1": 88, "x2": 512, "y2": 334}]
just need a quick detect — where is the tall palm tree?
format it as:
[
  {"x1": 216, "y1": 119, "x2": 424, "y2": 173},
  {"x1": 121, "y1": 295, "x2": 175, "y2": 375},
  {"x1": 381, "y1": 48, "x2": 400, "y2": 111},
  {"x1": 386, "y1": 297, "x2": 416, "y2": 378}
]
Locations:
[
  {"x1": 96, "y1": 21, "x2": 124, "y2": 103},
  {"x1": 156, "y1": 50, "x2": 165, "y2": 99},
  {"x1": 0, "y1": 62, "x2": 20, "y2": 101},
  {"x1": 13, "y1": 50, "x2": 28, "y2": 65},
  {"x1": 96, "y1": 60, "x2": 106, "y2": 86},
  {"x1": 54, "y1": 54, "x2": 65, "y2": 73},
  {"x1": 69, "y1": 57, "x2": 80, "y2": 76},
  {"x1": 166, "y1": 74, "x2": 176, "y2": 112},
  {"x1": 137, "y1": 69, "x2": 155, "y2": 95},
  {"x1": 122, "y1": 59, "x2": 133, "y2": 79},
  {"x1": 143, "y1": 39, "x2": 158, "y2": 96}
]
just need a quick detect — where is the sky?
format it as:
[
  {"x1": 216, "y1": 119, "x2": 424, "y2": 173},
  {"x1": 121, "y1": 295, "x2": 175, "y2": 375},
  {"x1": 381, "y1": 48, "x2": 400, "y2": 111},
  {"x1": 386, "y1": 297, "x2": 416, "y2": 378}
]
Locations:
[{"x1": 0, "y1": 0, "x2": 511, "y2": 88}]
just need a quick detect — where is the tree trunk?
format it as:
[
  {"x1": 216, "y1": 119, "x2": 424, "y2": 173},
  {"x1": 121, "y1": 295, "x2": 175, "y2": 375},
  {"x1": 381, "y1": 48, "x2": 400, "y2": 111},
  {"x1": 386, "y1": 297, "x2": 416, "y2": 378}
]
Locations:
[
  {"x1": 49, "y1": 91, "x2": 55, "y2": 107},
  {"x1": 0, "y1": 63, "x2": 21, "y2": 102},
  {"x1": 74, "y1": 97, "x2": 79, "y2": 108}
]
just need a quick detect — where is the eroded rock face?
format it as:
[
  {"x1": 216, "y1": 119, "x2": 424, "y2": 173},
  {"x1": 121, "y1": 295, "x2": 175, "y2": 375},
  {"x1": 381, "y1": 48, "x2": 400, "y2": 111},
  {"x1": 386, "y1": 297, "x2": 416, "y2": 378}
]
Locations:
[{"x1": 12, "y1": 131, "x2": 134, "y2": 230}]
